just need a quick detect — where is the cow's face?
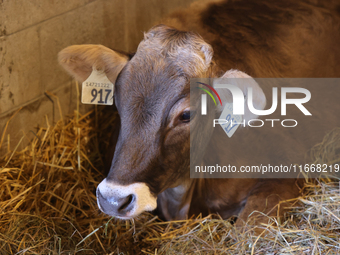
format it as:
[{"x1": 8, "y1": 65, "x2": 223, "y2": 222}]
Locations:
[
  {"x1": 58, "y1": 25, "x2": 213, "y2": 218},
  {"x1": 58, "y1": 25, "x2": 265, "y2": 219}
]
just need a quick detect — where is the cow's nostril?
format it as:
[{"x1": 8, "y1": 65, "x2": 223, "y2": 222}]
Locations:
[{"x1": 118, "y1": 194, "x2": 134, "y2": 213}]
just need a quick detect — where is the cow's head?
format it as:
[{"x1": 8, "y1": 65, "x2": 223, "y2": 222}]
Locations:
[{"x1": 58, "y1": 25, "x2": 265, "y2": 219}]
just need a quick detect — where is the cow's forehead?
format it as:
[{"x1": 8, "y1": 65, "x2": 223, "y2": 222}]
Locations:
[
  {"x1": 114, "y1": 53, "x2": 188, "y2": 126},
  {"x1": 117, "y1": 52, "x2": 187, "y2": 100}
]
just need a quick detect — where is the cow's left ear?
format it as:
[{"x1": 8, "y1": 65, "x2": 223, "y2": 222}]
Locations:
[
  {"x1": 215, "y1": 69, "x2": 266, "y2": 122},
  {"x1": 58, "y1": 44, "x2": 129, "y2": 83}
]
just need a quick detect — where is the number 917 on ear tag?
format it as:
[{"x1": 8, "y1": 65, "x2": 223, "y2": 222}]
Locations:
[{"x1": 81, "y1": 69, "x2": 114, "y2": 105}]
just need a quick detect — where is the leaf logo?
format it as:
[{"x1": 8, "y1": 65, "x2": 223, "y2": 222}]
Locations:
[{"x1": 197, "y1": 82, "x2": 222, "y2": 115}]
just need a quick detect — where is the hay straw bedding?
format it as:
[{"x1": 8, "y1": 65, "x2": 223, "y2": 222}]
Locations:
[{"x1": 0, "y1": 102, "x2": 340, "y2": 254}]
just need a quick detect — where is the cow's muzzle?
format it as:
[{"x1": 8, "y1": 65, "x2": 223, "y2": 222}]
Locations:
[{"x1": 96, "y1": 179, "x2": 157, "y2": 219}]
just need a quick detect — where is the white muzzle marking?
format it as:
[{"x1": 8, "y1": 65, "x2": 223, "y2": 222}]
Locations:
[{"x1": 97, "y1": 178, "x2": 157, "y2": 219}]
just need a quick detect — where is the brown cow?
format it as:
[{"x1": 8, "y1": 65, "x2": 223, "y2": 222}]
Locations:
[{"x1": 58, "y1": 0, "x2": 340, "y2": 226}]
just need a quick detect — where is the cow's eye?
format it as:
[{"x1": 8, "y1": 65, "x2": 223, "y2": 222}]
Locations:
[{"x1": 179, "y1": 110, "x2": 196, "y2": 122}]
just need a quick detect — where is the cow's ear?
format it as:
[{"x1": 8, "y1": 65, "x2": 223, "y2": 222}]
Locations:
[
  {"x1": 58, "y1": 45, "x2": 128, "y2": 83},
  {"x1": 216, "y1": 69, "x2": 266, "y2": 122}
]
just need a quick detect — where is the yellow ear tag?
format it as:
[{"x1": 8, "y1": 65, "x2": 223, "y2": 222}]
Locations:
[{"x1": 81, "y1": 69, "x2": 114, "y2": 105}]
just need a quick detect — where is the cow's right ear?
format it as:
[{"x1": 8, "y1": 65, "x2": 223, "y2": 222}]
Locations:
[
  {"x1": 215, "y1": 69, "x2": 266, "y2": 123},
  {"x1": 58, "y1": 45, "x2": 129, "y2": 83}
]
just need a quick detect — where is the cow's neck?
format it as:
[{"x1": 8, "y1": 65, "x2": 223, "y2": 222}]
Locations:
[{"x1": 157, "y1": 178, "x2": 197, "y2": 220}]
